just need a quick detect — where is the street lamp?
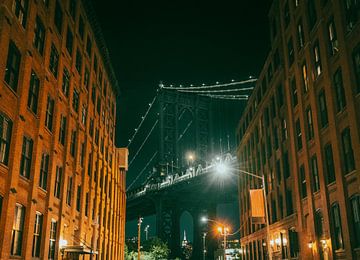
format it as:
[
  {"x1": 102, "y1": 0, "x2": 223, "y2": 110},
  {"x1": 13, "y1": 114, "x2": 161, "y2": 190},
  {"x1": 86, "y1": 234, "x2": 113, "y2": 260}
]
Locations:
[
  {"x1": 214, "y1": 162, "x2": 272, "y2": 260},
  {"x1": 201, "y1": 217, "x2": 230, "y2": 260},
  {"x1": 202, "y1": 232, "x2": 207, "y2": 260},
  {"x1": 144, "y1": 225, "x2": 150, "y2": 241}
]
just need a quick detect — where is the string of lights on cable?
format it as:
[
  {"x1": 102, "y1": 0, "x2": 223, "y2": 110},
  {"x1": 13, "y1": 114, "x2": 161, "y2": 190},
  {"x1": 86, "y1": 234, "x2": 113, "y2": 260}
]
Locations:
[{"x1": 127, "y1": 89, "x2": 160, "y2": 148}]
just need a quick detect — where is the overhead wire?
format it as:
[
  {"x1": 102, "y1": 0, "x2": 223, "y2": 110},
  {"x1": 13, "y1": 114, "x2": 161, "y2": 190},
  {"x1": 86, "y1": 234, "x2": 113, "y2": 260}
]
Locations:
[
  {"x1": 129, "y1": 119, "x2": 159, "y2": 167},
  {"x1": 127, "y1": 90, "x2": 159, "y2": 148},
  {"x1": 127, "y1": 151, "x2": 158, "y2": 191},
  {"x1": 159, "y1": 78, "x2": 257, "y2": 90}
]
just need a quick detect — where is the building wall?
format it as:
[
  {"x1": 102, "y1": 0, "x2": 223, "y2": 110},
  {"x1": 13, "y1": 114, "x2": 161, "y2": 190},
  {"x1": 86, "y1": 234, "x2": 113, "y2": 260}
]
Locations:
[
  {"x1": 236, "y1": 0, "x2": 360, "y2": 259},
  {"x1": 0, "y1": 0, "x2": 127, "y2": 259}
]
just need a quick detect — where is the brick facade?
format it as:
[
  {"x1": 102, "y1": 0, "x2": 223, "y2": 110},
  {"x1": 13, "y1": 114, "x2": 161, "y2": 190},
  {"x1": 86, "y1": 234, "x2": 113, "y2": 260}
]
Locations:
[
  {"x1": 0, "y1": 0, "x2": 127, "y2": 259},
  {"x1": 236, "y1": 0, "x2": 360, "y2": 259}
]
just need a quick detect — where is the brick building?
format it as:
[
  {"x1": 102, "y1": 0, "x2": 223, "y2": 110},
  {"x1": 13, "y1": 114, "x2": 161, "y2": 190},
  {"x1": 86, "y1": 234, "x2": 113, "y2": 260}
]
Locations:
[
  {"x1": 0, "y1": 0, "x2": 127, "y2": 259},
  {"x1": 236, "y1": 0, "x2": 359, "y2": 259}
]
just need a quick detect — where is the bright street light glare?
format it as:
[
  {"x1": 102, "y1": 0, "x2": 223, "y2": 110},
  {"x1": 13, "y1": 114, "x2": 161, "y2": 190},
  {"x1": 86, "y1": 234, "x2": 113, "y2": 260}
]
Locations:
[
  {"x1": 201, "y1": 216, "x2": 208, "y2": 222},
  {"x1": 215, "y1": 162, "x2": 228, "y2": 175}
]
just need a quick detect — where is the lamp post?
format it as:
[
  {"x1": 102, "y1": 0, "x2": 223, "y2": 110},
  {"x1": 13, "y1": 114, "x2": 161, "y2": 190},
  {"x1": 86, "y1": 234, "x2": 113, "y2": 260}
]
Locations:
[
  {"x1": 201, "y1": 217, "x2": 229, "y2": 260},
  {"x1": 144, "y1": 225, "x2": 150, "y2": 241},
  {"x1": 202, "y1": 232, "x2": 207, "y2": 260},
  {"x1": 137, "y1": 217, "x2": 143, "y2": 260},
  {"x1": 214, "y1": 163, "x2": 272, "y2": 260}
]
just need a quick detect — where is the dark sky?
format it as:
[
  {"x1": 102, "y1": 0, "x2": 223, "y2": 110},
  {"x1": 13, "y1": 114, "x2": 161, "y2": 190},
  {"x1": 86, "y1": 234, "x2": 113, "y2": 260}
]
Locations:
[
  {"x1": 93, "y1": 0, "x2": 272, "y2": 148},
  {"x1": 93, "y1": 0, "x2": 272, "y2": 239}
]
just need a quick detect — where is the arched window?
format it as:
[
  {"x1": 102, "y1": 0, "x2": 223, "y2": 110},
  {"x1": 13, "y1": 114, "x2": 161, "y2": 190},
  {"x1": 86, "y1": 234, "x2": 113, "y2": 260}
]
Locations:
[
  {"x1": 350, "y1": 195, "x2": 360, "y2": 247},
  {"x1": 331, "y1": 203, "x2": 344, "y2": 250}
]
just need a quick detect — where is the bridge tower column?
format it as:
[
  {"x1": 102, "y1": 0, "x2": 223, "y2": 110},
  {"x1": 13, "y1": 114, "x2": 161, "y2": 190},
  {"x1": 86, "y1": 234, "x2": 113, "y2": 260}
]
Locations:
[{"x1": 155, "y1": 197, "x2": 181, "y2": 257}]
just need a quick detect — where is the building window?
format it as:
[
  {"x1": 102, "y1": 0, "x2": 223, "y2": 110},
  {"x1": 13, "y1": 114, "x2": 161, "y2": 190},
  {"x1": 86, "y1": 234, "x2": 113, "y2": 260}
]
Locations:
[
  {"x1": 27, "y1": 71, "x2": 40, "y2": 114},
  {"x1": 284, "y1": 1, "x2": 290, "y2": 28},
  {"x1": 291, "y1": 77, "x2": 298, "y2": 107},
  {"x1": 97, "y1": 96, "x2": 101, "y2": 114},
  {"x1": 31, "y1": 212, "x2": 43, "y2": 257},
  {"x1": 91, "y1": 84, "x2": 96, "y2": 104},
  {"x1": 341, "y1": 127, "x2": 355, "y2": 174},
  {"x1": 331, "y1": 203, "x2": 344, "y2": 250},
  {"x1": 66, "y1": 27, "x2": 73, "y2": 55},
  {"x1": 12, "y1": 0, "x2": 28, "y2": 27},
  {"x1": 300, "y1": 165, "x2": 307, "y2": 199},
  {"x1": 59, "y1": 115, "x2": 67, "y2": 145},
  {"x1": 80, "y1": 142, "x2": 85, "y2": 167},
  {"x1": 70, "y1": 130, "x2": 77, "y2": 157},
  {"x1": 333, "y1": 68, "x2": 346, "y2": 112},
  {"x1": 301, "y1": 62, "x2": 309, "y2": 93},
  {"x1": 288, "y1": 37, "x2": 294, "y2": 66},
  {"x1": 11, "y1": 204, "x2": 25, "y2": 256},
  {"x1": 0, "y1": 114, "x2": 12, "y2": 165},
  {"x1": 297, "y1": 20, "x2": 305, "y2": 50},
  {"x1": 86, "y1": 35, "x2": 92, "y2": 56},
  {"x1": 282, "y1": 118, "x2": 288, "y2": 141},
  {"x1": 0, "y1": 195, "x2": 3, "y2": 222},
  {"x1": 352, "y1": 45, "x2": 360, "y2": 94},
  {"x1": 313, "y1": 41, "x2": 322, "y2": 77},
  {"x1": 311, "y1": 155, "x2": 320, "y2": 192},
  {"x1": 318, "y1": 89, "x2": 328, "y2": 128},
  {"x1": 39, "y1": 153, "x2": 49, "y2": 190},
  {"x1": 81, "y1": 105, "x2": 87, "y2": 125},
  {"x1": 33, "y1": 16, "x2": 45, "y2": 54},
  {"x1": 66, "y1": 176, "x2": 73, "y2": 205},
  {"x1": 76, "y1": 185, "x2": 81, "y2": 211},
  {"x1": 277, "y1": 84, "x2": 284, "y2": 108},
  {"x1": 328, "y1": 18, "x2": 339, "y2": 55},
  {"x1": 62, "y1": 68, "x2": 70, "y2": 97},
  {"x1": 315, "y1": 210, "x2": 324, "y2": 239},
  {"x1": 49, "y1": 44, "x2": 59, "y2": 78},
  {"x1": 295, "y1": 119, "x2": 302, "y2": 151},
  {"x1": 78, "y1": 15, "x2": 85, "y2": 38},
  {"x1": 84, "y1": 67, "x2": 90, "y2": 90},
  {"x1": 350, "y1": 195, "x2": 360, "y2": 247},
  {"x1": 69, "y1": 0, "x2": 76, "y2": 19},
  {"x1": 283, "y1": 152, "x2": 290, "y2": 179},
  {"x1": 4, "y1": 41, "x2": 21, "y2": 91},
  {"x1": 88, "y1": 152, "x2": 92, "y2": 176},
  {"x1": 85, "y1": 192, "x2": 89, "y2": 217},
  {"x1": 75, "y1": 49, "x2": 82, "y2": 73},
  {"x1": 89, "y1": 118, "x2": 94, "y2": 137},
  {"x1": 274, "y1": 49, "x2": 280, "y2": 71},
  {"x1": 54, "y1": 1, "x2": 63, "y2": 34},
  {"x1": 324, "y1": 143, "x2": 335, "y2": 184},
  {"x1": 344, "y1": 0, "x2": 360, "y2": 32},
  {"x1": 305, "y1": 107, "x2": 314, "y2": 141},
  {"x1": 48, "y1": 220, "x2": 57, "y2": 260},
  {"x1": 93, "y1": 55, "x2": 98, "y2": 75},
  {"x1": 54, "y1": 166, "x2": 62, "y2": 198},
  {"x1": 45, "y1": 96, "x2": 54, "y2": 131},
  {"x1": 72, "y1": 88, "x2": 80, "y2": 112},
  {"x1": 20, "y1": 136, "x2": 33, "y2": 179},
  {"x1": 308, "y1": 0, "x2": 317, "y2": 29}
]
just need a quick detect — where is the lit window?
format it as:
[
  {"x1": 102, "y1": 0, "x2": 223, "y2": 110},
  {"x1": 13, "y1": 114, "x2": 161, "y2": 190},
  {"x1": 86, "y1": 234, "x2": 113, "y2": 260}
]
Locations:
[
  {"x1": 48, "y1": 220, "x2": 57, "y2": 260},
  {"x1": 11, "y1": 204, "x2": 25, "y2": 256},
  {"x1": 0, "y1": 114, "x2": 12, "y2": 165},
  {"x1": 328, "y1": 18, "x2": 339, "y2": 55},
  {"x1": 301, "y1": 62, "x2": 309, "y2": 93},
  {"x1": 313, "y1": 41, "x2": 322, "y2": 77},
  {"x1": 31, "y1": 212, "x2": 43, "y2": 257}
]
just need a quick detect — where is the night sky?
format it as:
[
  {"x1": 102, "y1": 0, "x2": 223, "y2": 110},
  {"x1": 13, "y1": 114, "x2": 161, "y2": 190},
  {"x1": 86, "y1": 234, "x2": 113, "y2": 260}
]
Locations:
[{"x1": 93, "y1": 0, "x2": 272, "y2": 240}]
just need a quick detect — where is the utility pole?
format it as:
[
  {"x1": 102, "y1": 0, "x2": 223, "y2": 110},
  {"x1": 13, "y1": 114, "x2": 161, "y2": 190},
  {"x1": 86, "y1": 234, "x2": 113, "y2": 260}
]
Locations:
[{"x1": 137, "y1": 217, "x2": 143, "y2": 260}]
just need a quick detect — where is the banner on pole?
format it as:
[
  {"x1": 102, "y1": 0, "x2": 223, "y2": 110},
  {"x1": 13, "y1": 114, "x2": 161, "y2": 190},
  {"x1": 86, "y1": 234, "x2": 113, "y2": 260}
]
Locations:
[{"x1": 250, "y1": 189, "x2": 265, "y2": 224}]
